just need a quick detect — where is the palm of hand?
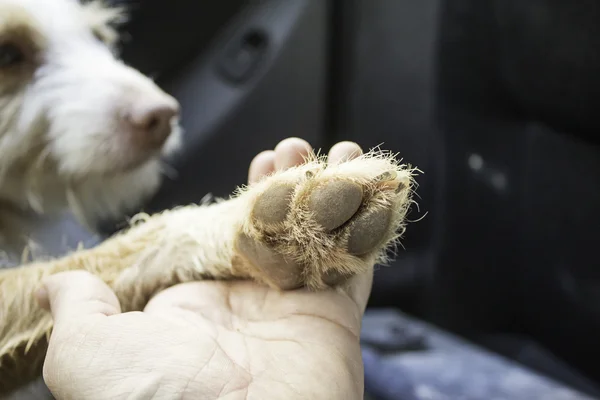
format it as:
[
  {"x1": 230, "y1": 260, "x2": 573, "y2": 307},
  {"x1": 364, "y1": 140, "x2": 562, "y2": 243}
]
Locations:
[
  {"x1": 152, "y1": 282, "x2": 363, "y2": 399},
  {"x1": 47, "y1": 281, "x2": 364, "y2": 400}
]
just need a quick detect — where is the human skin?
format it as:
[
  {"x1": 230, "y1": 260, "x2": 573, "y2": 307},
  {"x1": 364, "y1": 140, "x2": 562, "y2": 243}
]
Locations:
[{"x1": 39, "y1": 139, "x2": 370, "y2": 400}]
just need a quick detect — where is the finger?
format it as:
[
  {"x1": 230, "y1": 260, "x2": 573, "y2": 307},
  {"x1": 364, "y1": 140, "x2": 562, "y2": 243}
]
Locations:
[
  {"x1": 248, "y1": 150, "x2": 276, "y2": 184},
  {"x1": 274, "y1": 137, "x2": 312, "y2": 171},
  {"x1": 342, "y1": 269, "x2": 374, "y2": 317},
  {"x1": 328, "y1": 141, "x2": 363, "y2": 164},
  {"x1": 37, "y1": 270, "x2": 121, "y2": 326}
]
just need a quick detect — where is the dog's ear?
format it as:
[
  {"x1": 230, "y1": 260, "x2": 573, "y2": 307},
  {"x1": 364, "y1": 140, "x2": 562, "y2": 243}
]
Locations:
[{"x1": 79, "y1": 0, "x2": 128, "y2": 50}]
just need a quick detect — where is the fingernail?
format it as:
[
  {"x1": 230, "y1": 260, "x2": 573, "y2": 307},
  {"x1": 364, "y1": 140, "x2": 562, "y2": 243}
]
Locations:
[{"x1": 35, "y1": 286, "x2": 50, "y2": 310}]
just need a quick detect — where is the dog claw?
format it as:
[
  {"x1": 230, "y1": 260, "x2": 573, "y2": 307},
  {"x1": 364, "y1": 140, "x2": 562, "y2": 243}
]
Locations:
[
  {"x1": 395, "y1": 182, "x2": 407, "y2": 194},
  {"x1": 374, "y1": 171, "x2": 397, "y2": 182}
]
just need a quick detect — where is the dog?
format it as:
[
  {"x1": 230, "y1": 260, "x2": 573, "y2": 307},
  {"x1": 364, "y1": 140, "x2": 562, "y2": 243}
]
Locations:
[
  {"x1": 0, "y1": 0, "x2": 181, "y2": 397},
  {"x1": 0, "y1": 0, "x2": 182, "y2": 262},
  {"x1": 0, "y1": 0, "x2": 417, "y2": 398}
]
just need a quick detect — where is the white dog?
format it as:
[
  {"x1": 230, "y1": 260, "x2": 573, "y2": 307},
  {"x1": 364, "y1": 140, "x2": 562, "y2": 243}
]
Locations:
[
  {"x1": 0, "y1": 0, "x2": 416, "y2": 399},
  {"x1": 0, "y1": 0, "x2": 181, "y2": 261},
  {"x1": 0, "y1": 0, "x2": 181, "y2": 397}
]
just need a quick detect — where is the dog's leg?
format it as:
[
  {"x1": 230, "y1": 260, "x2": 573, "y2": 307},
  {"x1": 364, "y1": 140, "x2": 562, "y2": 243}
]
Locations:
[{"x1": 0, "y1": 150, "x2": 416, "y2": 395}]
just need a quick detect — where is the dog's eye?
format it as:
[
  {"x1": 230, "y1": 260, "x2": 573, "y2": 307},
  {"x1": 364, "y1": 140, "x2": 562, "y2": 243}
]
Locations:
[{"x1": 0, "y1": 43, "x2": 25, "y2": 68}]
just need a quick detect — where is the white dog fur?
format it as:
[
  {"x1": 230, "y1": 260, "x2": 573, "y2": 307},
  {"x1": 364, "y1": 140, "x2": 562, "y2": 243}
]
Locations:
[{"x1": 0, "y1": 0, "x2": 181, "y2": 259}]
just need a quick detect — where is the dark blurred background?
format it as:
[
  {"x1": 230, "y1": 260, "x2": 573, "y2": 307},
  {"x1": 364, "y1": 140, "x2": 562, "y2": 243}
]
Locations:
[{"x1": 81, "y1": 0, "x2": 600, "y2": 396}]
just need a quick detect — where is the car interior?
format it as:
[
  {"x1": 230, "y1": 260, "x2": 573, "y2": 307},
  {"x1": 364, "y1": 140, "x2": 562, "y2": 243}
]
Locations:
[{"x1": 34, "y1": 0, "x2": 600, "y2": 398}]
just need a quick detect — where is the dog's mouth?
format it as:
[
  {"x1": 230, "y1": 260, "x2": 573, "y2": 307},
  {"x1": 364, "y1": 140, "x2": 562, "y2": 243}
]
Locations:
[{"x1": 103, "y1": 148, "x2": 163, "y2": 177}]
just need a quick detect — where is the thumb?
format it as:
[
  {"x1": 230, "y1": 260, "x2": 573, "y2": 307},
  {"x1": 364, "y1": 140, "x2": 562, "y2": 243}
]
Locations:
[{"x1": 36, "y1": 270, "x2": 122, "y2": 326}]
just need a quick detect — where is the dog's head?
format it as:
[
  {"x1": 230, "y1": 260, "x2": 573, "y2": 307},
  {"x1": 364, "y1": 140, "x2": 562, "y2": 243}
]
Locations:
[{"x1": 0, "y1": 0, "x2": 182, "y2": 228}]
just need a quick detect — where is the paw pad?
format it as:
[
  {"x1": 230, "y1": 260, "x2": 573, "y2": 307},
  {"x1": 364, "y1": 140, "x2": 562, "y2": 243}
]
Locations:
[
  {"x1": 236, "y1": 233, "x2": 305, "y2": 290},
  {"x1": 252, "y1": 183, "x2": 295, "y2": 225},
  {"x1": 347, "y1": 208, "x2": 393, "y2": 255},
  {"x1": 307, "y1": 180, "x2": 363, "y2": 231},
  {"x1": 236, "y1": 152, "x2": 414, "y2": 290}
]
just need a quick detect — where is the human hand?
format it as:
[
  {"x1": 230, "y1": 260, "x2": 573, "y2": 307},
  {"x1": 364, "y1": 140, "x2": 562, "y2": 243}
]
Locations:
[{"x1": 40, "y1": 139, "x2": 371, "y2": 400}]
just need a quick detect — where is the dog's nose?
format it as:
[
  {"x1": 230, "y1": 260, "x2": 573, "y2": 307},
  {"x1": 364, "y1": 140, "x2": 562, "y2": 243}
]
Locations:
[{"x1": 127, "y1": 98, "x2": 180, "y2": 148}]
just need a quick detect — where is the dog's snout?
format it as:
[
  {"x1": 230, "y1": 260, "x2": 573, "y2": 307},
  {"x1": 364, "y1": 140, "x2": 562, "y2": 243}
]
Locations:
[{"x1": 126, "y1": 98, "x2": 180, "y2": 148}]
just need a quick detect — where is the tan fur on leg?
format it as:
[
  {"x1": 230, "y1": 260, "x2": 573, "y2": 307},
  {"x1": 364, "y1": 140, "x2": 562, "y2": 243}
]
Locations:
[{"x1": 0, "y1": 149, "x2": 417, "y2": 396}]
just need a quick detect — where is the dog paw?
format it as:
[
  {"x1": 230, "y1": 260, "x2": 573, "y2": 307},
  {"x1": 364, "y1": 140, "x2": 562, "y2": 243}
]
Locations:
[{"x1": 233, "y1": 151, "x2": 415, "y2": 290}]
